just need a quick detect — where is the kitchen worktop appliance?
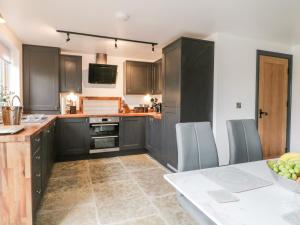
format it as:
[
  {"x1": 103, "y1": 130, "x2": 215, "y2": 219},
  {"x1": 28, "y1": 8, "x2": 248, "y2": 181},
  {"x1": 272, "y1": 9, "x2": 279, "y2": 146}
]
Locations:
[{"x1": 89, "y1": 117, "x2": 120, "y2": 154}]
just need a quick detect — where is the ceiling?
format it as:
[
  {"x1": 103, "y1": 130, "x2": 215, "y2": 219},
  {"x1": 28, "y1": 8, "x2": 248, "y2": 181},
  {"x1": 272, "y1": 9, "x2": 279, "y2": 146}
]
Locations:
[{"x1": 0, "y1": 0, "x2": 299, "y2": 59}]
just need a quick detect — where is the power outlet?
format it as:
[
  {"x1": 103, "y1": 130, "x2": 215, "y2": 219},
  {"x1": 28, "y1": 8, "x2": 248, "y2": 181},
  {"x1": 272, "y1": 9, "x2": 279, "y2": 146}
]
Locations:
[{"x1": 236, "y1": 102, "x2": 242, "y2": 109}]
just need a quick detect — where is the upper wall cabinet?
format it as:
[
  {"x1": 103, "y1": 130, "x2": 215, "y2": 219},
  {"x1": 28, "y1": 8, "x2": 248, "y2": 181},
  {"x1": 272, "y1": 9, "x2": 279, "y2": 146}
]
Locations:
[
  {"x1": 23, "y1": 45, "x2": 60, "y2": 114},
  {"x1": 124, "y1": 61, "x2": 152, "y2": 95},
  {"x1": 153, "y1": 59, "x2": 162, "y2": 95},
  {"x1": 60, "y1": 55, "x2": 82, "y2": 93}
]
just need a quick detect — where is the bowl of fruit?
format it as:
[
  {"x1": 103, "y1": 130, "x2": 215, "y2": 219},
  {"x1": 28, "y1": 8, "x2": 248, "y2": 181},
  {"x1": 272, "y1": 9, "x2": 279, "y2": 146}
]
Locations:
[{"x1": 267, "y1": 153, "x2": 300, "y2": 194}]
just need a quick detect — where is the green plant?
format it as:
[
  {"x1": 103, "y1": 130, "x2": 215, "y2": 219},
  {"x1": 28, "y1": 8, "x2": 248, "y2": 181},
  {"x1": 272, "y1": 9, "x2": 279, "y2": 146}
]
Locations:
[{"x1": 0, "y1": 86, "x2": 14, "y2": 106}]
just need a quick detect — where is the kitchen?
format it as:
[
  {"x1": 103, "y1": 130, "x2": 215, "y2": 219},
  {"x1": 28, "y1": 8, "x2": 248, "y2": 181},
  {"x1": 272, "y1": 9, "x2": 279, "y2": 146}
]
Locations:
[
  {"x1": 1, "y1": 1, "x2": 300, "y2": 225},
  {"x1": 1, "y1": 32, "x2": 214, "y2": 225}
]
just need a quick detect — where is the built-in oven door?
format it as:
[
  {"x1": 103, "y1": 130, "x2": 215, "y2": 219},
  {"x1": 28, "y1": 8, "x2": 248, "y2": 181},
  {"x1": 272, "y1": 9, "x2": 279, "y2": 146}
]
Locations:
[{"x1": 90, "y1": 123, "x2": 119, "y2": 153}]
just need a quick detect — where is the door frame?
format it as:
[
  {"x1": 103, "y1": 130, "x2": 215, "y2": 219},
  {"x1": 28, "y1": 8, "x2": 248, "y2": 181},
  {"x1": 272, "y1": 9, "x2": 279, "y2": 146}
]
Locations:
[{"x1": 255, "y1": 50, "x2": 293, "y2": 152}]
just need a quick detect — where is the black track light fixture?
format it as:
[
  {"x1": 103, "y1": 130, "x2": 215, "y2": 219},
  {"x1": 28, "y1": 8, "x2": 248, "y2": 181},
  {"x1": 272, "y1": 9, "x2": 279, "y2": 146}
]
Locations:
[
  {"x1": 57, "y1": 30, "x2": 158, "y2": 52},
  {"x1": 66, "y1": 33, "x2": 70, "y2": 42}
]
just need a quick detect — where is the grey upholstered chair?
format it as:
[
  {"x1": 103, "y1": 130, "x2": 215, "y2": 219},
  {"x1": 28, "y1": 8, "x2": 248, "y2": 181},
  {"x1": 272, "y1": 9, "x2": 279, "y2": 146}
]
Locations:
[
  {"x1": 176, "y1": 122, "x2": 219, "y2": 172},
  {"x1": 175, "y1": 122, "x2": 219, "y2": 225},
  {"x1": 226, "y1": 119, "x2": 263, "y2": 164}
]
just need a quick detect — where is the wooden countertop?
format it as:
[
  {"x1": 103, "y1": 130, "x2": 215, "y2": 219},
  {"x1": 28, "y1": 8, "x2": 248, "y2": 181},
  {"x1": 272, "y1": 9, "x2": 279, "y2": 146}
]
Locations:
[
  {"x1": 58, "y1": 112, "x2": 162, "y2": 119},
  {"x1": 0, "y1": 113, "x2": 161, "y2": 143}
]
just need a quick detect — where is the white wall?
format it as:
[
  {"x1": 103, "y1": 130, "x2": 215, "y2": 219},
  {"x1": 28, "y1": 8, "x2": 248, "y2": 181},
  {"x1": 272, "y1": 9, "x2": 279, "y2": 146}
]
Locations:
[
  {"x1": 209, "y1": 33, "x2": 292, "y2": 165},
  {"x1": 290, "y1": 46, "x2": 300, "y2": 153},
  {"x1": 0, "y1": 24, "x2": 22, "y2": 98},
  {"x1": 61, "y1": 51, "x2": 162, "y2": 108}
]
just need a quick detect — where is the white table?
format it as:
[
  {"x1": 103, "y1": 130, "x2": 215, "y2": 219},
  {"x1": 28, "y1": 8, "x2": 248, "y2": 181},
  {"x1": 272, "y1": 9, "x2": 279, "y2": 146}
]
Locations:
[{"x1": 164, "y1": 161, "x2": 300, "y2": 225}]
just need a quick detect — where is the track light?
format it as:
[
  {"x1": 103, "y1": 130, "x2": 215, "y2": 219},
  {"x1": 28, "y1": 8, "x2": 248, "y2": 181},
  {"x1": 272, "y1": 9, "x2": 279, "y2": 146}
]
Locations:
[
  {"x1": 66, "y1": 33, "x2": 70, "y2": 42},
  {"x1": 56, "y1": 30, "x2": 158, "y2": 52}
]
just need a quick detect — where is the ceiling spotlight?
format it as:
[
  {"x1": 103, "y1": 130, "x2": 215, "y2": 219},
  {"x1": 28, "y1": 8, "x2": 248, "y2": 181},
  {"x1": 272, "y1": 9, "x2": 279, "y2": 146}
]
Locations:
[
  {"x1": 0, "y1": 13, "x2": 6, "y2": 24},
  {"x1": 152, "y1": 44, "x2": 155, "y2": 53},
  {"x1": 66, "y1": 33, "x2": 70, "y2": 42},
  {"x1": 115, "y1": 39, "x2": 118, "y2": 48},
  {"x1": 115, "y1": 12, "x2": 130, "y2": 22}
]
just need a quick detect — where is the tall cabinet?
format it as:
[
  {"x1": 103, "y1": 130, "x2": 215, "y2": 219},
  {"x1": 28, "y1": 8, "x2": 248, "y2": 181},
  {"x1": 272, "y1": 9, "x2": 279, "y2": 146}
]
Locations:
[
  {"x1": 23, "y1": 45, "x2": 60, "y2": 114},
  {"x1": 162, "y1": 37, "x2": 214, "y2": 171}
]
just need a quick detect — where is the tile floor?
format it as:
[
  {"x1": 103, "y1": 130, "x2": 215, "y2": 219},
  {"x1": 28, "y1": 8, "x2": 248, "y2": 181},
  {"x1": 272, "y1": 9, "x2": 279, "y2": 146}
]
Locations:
[{"x1": 36, "y1": 154, "x2": 198, "y2": 225}]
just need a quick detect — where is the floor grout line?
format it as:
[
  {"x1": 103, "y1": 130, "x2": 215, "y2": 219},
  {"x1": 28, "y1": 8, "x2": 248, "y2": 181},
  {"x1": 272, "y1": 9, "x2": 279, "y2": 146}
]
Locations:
[
  {"x1": 87, "y1": 159, "x2": 103, "y2": 225},
  {"x1": 118, "y1": 156, "x2": 171, "y2": 225}
]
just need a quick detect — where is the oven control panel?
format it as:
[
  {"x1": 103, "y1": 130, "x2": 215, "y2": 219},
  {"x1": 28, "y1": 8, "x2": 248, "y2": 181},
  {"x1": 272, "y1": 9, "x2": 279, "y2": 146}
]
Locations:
[{"x1": 89, "y1": 117, "x2": 119, "y2": 124}]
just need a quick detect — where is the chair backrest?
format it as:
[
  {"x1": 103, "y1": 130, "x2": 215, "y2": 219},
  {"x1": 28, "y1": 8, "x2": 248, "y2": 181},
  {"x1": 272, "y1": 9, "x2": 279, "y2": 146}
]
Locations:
[
  {"x1": 226, "y1": 119, "x2": 263, "y2": 164},
  {"x1": 176, "y1": 122, "x2": 219, "y2": 172}
]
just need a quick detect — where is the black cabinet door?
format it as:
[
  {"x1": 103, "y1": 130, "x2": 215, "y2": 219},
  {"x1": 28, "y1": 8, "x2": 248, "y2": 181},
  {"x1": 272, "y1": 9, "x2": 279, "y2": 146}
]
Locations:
[
  {"x1": 145, "y1": 117, "x2": 153, "y2": 151},
  {"x1": 153, "y1": 59, "x2": 162, "y2": 95},
  {"x1": 162, "y1": 107, "x2": 179, "y2": 171},
  {"x1": 60, "y1": 55, "x2": 82, "y2": 93},
  {"x1": 31, "y1": 133, "x2": 42, "y2": 219},
  {"x1": 119, "y1": 117, "x2": 145, "y2": 150},
  {"x1": 47, "y1": 123, "x2": 55, "y2": 177},
  {"x1": 56, "y1": 118, "x2": 90, "y2": 157},
  {"x1": 41, "y1": 129, "x2": 48, "y2": 193},
  {"x1": 23, "y1": 45, "x2": 60, "y2": 114},
  {"x1": 163, "y1": 43, "x2": 181, "y2": 107},
  {"x1": 146, "y1": 117, "x2": 162, "y2": 161},
  {"x1": 125, "y1": 61, "x2": 152, "y2": 95}
]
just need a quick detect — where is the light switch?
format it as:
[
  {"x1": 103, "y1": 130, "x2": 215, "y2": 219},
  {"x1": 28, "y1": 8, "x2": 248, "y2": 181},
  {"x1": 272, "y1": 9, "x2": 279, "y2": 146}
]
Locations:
[{"x1": 236, "y1": 102, "x2": 242, "y2": 109}]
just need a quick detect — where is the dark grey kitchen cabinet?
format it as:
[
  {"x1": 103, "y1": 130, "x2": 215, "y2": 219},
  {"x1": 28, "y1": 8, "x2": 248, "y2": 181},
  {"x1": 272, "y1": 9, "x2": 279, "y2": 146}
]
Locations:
[
  {"x1": 162, "y1": 37, "x2": 214, "y2": 171},
  {"x1": 41, "y1": 122, "x2": 55, "y2": 193},
  {"x1": 32, "y1": 123, "x2": 56, "y2": 220},
  {"x1": 60, "y1": 54, "x2": 82, "y2": 93},
  {"x1": 145, "y1": 117, "x2": 162, "y2": 162},
  {"x1": 23, "y1": 45, "x2": 60, "y2": 114},
  {"x1": 124, "y1": 61, "x2": 152, "y2": 94},
  {"x1": 152, "y1": 59, "x2": 162, "y2": 94},
  {"x1": 119, "y1": 117, "x2": 145, "y2": 150},
  {"x1": 31, "y1": 133, "x2": 42, "y2": 219},
  {"x1": 56, "y1": 118, "x2": 90, "y2": 158}
]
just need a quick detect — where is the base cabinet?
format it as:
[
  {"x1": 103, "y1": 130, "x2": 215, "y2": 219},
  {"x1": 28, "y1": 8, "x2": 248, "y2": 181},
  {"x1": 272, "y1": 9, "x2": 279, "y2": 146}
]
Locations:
[
  {"x1": 56, "y1": 118, "x2": 90, "y2": 159},
  {"x1": 31, "y1": 122, "x2": 55, "y2": 220},
  {"x1": 119, "y1": 117, "x2": 145, "y2": 150},
  {"x1": 145, "y1": 117, "x2": 162, "y2": 163}
]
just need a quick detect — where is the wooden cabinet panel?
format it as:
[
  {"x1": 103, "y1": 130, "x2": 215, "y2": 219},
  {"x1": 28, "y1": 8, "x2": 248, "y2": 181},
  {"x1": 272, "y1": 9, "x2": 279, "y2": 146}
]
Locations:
[
  {"x1": 124, "y1": 61, "x2": 152, "y2": 95},
  {"x1": 161, "y1": 38, "x2": 214, "y2": 171},
  {"x1": 56, "y1": 118, "x2": 90, "y2": 157},
  {"x1": 162, "y1": 107, "x2": 179, "y2": 170},
  {"x1": 153, "y1": 59, "x2": 162, "y2": 94},
  {"x1": 23, "y1": 45, "x2": 60, "y2": 114},
  {"x1": 60, "y1": 55, "x2": 82, "y2": 93},
  {"x1": 146, "y1": 117, "x2": 162, "y2": 162},
  {"x1": 119, "y1": 117, "x2": 145, "y2": 150},
  {"x1": 163, "y1": 44, "x2": 181, "y2": 107}
]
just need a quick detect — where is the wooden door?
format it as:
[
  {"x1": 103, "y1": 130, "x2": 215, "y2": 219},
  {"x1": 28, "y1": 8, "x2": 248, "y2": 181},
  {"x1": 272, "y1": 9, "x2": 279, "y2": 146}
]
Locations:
[{"x1": 258, "y1": 55, "x2": 289, "y2": 158}]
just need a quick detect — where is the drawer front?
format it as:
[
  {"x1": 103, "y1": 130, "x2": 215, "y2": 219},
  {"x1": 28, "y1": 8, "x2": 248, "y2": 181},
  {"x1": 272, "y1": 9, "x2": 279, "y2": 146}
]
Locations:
[
  {"x1": 31, "y1": 147, "x2": 42, "y2": 217},
  {"x1": 31, "y1": 133, "x2": 42, "y2": 156}
]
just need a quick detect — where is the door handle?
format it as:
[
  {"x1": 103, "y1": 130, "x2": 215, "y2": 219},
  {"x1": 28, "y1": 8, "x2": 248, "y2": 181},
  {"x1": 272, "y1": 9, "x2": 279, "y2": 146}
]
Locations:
[{"x1": 259, "y1": 109, "x2": 268, "y2": 118}]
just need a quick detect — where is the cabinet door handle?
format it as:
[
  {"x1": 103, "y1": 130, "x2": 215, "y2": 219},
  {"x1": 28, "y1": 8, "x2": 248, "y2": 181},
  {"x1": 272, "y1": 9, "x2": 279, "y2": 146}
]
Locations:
[
  {"x1": 36, "y1": 189, "x2": 41, "y2": 194},
  {"x1": 36, "y1": 173, "x2": 41, "y2": 177},
  {"x1": 34, "y1": 137, "x2": 40, "y2": 143},
  {"x1": 35, "y1": 155, "x2": 41, "y2": 160}
]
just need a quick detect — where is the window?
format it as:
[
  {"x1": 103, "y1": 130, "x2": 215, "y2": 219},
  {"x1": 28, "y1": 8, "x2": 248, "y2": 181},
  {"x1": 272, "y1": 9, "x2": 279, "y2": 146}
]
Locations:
[{"x1": 0, "y1": 58, "x2": 9, "y2": 88}]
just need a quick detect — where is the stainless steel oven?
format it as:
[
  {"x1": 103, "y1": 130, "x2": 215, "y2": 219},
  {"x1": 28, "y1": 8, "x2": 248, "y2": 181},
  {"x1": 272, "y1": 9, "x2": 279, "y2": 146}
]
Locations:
[{"x1": 89, "y1": 117, "x2": 119, "y2": 154}]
